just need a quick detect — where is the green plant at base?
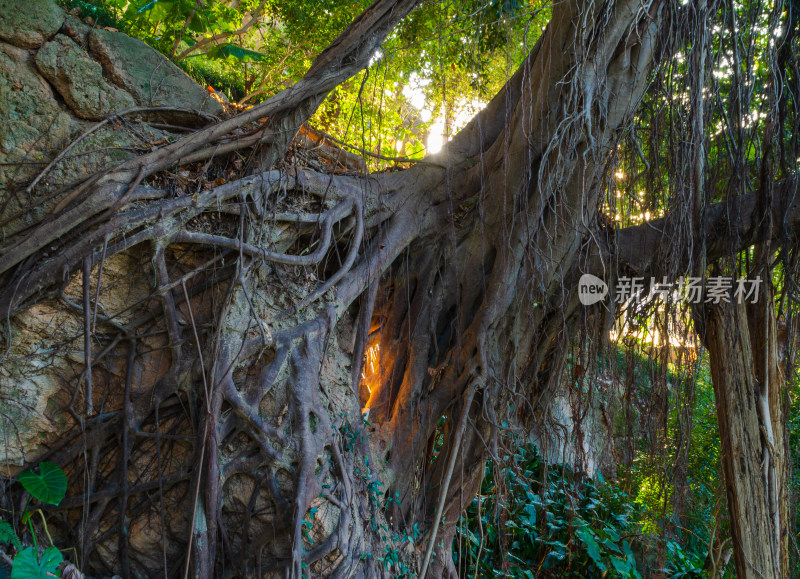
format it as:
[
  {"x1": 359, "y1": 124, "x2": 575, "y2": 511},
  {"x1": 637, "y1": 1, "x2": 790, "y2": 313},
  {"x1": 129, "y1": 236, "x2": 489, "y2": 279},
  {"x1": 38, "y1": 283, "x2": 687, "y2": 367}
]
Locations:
[
  {"x1": 10, "y1": 547, "x2": 62, "y2": 579},
  {"x1": 3, "y1": 462, "x2": 68, "y2": 579},
  {"x1": 17, "y1": 464, "x2": 67, "y2": 507},
  {"x1": 454, "y1": 444, "x2": 642, "y2": 577},
  {"x1": 454, "y1": 443, "x2": 705, "y2": 578}
]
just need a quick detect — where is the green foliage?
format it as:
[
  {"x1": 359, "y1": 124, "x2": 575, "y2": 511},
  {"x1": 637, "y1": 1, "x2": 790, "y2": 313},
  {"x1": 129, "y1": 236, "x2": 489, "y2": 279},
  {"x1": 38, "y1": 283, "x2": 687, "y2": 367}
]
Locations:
[
  {"x1": 61, "y1": 0, "x2": 549, "y2": 166},
  {"x1": 0, "y1": 520, "x2": 21, "y2": 551},
  {"x1": 613, "y1": 347, "x2": 721, "y2": 577},
  {"x1": 61, "y1": 0, "x2": 118, "y2": 27},
  {"x1": 455, "y1": 443, "x2": 705, "y2": 578},
  {"x1": 310, "y1": 0, "x2": 549, "y2": 165},
  {"x1": 455, "y1": 444, "x2": 641, "y2": 577},
  {"x1": 631, "y1": 475, "x2": 669, "y2": 535},
  {"x1": 787, "y1": 350, "x2": 800, "y2": 563},
  {"x1": 17, "y1": 462, "x2": 67, "y2": 506},
  {"x1": 9, "y1": 547, "x2": 62, "y2": 579},
  {"x1": 3, "y1": 463, "x2": 68, "y2": 578},
  {"x1": 670, "y1": 357, "x2": 725, "y2": 562},
  {"x1": 199, "y1": 44, "x2": 266, "y2": 63}
]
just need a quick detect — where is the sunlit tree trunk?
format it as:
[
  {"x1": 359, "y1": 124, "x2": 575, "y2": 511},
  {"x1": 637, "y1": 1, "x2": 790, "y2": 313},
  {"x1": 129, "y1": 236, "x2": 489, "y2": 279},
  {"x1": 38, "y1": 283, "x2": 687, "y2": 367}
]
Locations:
[{"x1": 698, "y1": 281, "x2": 789, "y2": 578}]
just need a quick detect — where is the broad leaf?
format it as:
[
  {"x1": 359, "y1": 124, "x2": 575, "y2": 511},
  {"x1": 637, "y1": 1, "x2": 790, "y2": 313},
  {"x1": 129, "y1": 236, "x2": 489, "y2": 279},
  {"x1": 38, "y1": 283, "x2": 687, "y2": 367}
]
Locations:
[
  {"x1": 136, "y1": 0, "x2": 174, "y2": 23},
  {"x1": 11, "y1": 546, "x2": 62, "y2": 579},
  {"x1": 188, "y1": 15, "x2": 209, "y2": 34},
  {"x1": 540, "y1": 547, "x2": 566, "y2": 570},
  {"x1": 18, "y1": 463, "x2": 67, "y2": 506},
  {"x1": 522, "y1": 503, "x2": 536, "y2": 526},
  {"x1": 576, "y1": 527, "x2": 606, "y2": 572},
  {"x1": 603, "y1": 525, "x2": 621, "y2": 542},
  {"x1": 602, "y1": 537, "x2": 623, "y2": 555},
  {"x1": 610, "y1": 555, "x2": 633, "y2": 576},
  {"x1": 202, "y1": 44, "x2": 266, "y2": 62}
]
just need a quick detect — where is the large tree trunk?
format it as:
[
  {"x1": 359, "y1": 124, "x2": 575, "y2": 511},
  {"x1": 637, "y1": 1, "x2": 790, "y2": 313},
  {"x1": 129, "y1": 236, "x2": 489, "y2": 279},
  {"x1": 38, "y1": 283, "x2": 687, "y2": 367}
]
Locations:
[{"x1": 698, "y1": 282, "x2": 789, "y2": 578}]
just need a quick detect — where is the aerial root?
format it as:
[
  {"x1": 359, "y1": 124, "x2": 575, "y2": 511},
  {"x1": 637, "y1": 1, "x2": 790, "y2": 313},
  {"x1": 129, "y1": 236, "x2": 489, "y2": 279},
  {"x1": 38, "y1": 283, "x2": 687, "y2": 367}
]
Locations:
[{"x1": 5, "y1": 120, "x2": 380, "y2": 577}]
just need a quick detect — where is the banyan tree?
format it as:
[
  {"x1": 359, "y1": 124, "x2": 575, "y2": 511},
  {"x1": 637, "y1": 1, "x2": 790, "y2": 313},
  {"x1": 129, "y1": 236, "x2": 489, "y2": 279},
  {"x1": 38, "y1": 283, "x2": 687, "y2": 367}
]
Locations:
[{"x1": 0, "y1": 0, "x2": 798, "y2": 576}]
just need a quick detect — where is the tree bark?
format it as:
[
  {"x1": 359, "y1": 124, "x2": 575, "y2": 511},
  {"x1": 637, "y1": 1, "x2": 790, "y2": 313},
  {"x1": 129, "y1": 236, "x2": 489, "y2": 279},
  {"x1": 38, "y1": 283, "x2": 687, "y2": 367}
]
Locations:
[{"x1": 698, "y1": 283, "x2": 789, "y2": 578}]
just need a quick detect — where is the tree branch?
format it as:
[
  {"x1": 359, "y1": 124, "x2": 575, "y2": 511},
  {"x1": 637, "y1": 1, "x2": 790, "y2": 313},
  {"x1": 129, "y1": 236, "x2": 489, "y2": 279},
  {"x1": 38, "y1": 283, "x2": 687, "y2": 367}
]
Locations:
[{"x1": 615, "y1": 177, "x2": 800, "y2": 277}]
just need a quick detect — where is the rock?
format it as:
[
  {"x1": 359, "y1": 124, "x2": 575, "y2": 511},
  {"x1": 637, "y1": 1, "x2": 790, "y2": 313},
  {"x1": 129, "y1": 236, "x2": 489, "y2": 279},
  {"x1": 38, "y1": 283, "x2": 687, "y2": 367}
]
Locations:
[
  {"x1": 0, "y1": 5, "x2": 223, "y2": 478},
  {"x1": 88, "y1": 28, "x2": 223, "y2": 115},
  {"x1": 0, "y1": 40, "x2": 153, "y2": 237},
  {"x1": 62, "y1": 13, "x2": 92, "y2": 46},
  {"x1": 0, "y1": 302, "x2": 82, "y2": 472},
  {"x1": 35, "y1": 34, "x2": 136, "y2": 120},
  {"x1": 0, "y1": 0, "x2": 64, "y2": 48},
  {"x1": 0, "y1": 41, "x2": 74, "y2": 189}
]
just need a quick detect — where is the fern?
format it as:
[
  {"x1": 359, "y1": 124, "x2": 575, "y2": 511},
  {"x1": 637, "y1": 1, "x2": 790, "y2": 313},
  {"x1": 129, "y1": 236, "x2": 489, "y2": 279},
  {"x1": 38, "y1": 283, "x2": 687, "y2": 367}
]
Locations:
[{"x1": 0, "y1": 519, "x2": 21, "y2": 551}]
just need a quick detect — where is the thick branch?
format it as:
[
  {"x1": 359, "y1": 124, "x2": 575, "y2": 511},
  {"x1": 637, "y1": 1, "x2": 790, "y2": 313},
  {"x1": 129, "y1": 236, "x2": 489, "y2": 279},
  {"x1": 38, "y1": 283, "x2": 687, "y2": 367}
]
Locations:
[{"x1": 615, "y1": 177, "x2": 800, "y2": 277}]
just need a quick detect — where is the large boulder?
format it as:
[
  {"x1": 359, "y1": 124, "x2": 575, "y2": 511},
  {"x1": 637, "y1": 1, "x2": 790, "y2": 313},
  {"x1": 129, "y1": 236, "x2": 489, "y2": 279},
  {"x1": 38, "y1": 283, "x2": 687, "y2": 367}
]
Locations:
[
  {"x1": 0, "y1": 251, "x2": 154, "y2": 471},
  {"x1": 0, "y1": 0, "x2": 64, "y2": 49},
  {"x1": 35, "y1": 34, "x2": 136, "y2": 120},
  {"x1": 89, "y1": 28, "x2": 224, "y2": 115}
]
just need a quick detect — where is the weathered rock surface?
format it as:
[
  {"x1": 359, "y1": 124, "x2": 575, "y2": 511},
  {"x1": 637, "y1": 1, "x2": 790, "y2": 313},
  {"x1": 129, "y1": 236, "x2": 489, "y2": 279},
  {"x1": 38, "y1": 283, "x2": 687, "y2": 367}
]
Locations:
[
  {"x1": 35, "y1": 34, "x2": 136, "y2": 120},
  {"x1": 89, "y1": 28, "x2": 224, "y2": 115},
  {"x1": 0, "y1": 0, "x2": 63, "y2": 48},
  {"x1": 62, "y1": 13, "x2": 92, "y2": 46},
  {"x1": 0, "y1": 40, "x2": 146, "y2": 237},
  {"x1": 0, "y1": 41, "x2": 74, "y2": 191},
  {"x1": 0, "y1": 302, "x2": 82, "y2": 470},
  {"x1": 530, "y1": 372, "x2": 631, "y2": 478}
]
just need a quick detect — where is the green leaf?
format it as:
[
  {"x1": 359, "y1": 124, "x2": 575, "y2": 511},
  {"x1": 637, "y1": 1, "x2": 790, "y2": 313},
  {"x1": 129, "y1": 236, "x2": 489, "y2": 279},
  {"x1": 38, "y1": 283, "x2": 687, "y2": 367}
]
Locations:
[
  {"x1": 602, "y1": 537, "x2": 623, "y2": 555},
  {"x1": 187, "y1": 11, "x2": 209, "y2": 33},
  {"x1": 603, "y1": 526, "x2": 621, "y2": 542},
  {"x1": 18, "y1": 463, "x2": 67, "y2": 506},
  {"x1": 506, "y1": 552, "x2": 528, "y2": 566},
  {"x1": 622, "y1": 540, "x2": 636, "y2": 562},
  {"x1": 0, "y1": 519, "x2": 21, "y2": 551},
  {"x1": 11, "y1": 546, "x2": 62, "y2": 579},
  {"x1": 610, "y1": 555, "x2": 632, "y2": 575},
  {"x1": 202, "y1": 44, "x2": 266, "y2": 62},
  {"x1": 136, "y1": 0, "x2": 174, "y2": 22},
  {"x1": 522, "y1": 503, "x2": 536, "y2": 526},
  {"x1": 541, "y1": 548, "x2": 566, "y2": 570},
  {"x1": 576, "y1": 527, "x2": 606, "y2": 572}
]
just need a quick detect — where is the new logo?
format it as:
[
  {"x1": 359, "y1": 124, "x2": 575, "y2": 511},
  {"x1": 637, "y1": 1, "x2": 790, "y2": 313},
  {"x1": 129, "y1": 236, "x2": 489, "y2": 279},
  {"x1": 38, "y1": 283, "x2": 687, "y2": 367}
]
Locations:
[{"x1": 578, "y1": 274, "x2": 608, "y2": 305}]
